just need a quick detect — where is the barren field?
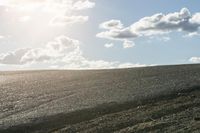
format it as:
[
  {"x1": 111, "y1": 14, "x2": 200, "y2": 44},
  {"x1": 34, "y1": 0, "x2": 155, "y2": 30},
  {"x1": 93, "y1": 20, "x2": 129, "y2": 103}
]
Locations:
[{"x1": 0, "y1": 64, "x2": 200, "y2": 133}]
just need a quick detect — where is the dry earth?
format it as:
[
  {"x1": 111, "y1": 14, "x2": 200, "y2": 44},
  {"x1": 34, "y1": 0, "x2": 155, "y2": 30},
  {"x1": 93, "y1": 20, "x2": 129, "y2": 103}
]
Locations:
[{"x1": 0, "y1": 64, "x2": 200, "y2": 132}]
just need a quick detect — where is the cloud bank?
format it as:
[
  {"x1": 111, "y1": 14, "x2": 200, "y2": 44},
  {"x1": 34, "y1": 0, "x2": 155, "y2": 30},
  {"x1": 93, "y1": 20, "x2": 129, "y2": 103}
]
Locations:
[
  {"x1": 0, "y1": 0, "x2": 148, "y2": 70},
  {"x1": 104, "y1": 43, "x2": 114, "y2": 48},
  {"x1": 4, "y1": 0, "x2": 95, "y2": 26},
  {"x1": 0, "y1": 36, "x2": 145, "y2": 69},
  {"x1": 97, "y1": 8, "x2": 200, "y2": 47}
]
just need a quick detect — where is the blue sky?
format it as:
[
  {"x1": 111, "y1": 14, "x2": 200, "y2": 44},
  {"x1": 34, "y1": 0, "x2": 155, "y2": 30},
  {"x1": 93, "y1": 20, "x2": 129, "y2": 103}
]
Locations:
[{"x1": 0, "y1": 0, "x2": 200, "y2": 70}]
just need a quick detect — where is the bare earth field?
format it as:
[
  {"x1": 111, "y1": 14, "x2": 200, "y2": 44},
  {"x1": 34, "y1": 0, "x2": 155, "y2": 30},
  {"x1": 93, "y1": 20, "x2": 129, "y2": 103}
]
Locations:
[{"x1": 0, "y1": 64, "x2": 200, "y2": 133}]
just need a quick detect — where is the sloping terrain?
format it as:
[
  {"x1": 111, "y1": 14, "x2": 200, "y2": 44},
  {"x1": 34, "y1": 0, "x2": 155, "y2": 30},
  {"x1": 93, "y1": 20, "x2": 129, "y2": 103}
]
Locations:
[
  {"x1": 0, "y1": 64, "x2": 200, "y2": 132},
  {"x1": 53, "y1": 87, "x2": 200, "y2": 133}
]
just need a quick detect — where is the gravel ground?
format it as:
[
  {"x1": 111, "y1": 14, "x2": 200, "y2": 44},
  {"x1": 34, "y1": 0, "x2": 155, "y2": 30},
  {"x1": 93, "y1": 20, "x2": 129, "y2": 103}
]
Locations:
[
  {"x1": 54, "y1": 88, "x2": 200, "y2": 133},
  {"x1": 0, "y1": 64, "x2": 200, "y2": 132}
]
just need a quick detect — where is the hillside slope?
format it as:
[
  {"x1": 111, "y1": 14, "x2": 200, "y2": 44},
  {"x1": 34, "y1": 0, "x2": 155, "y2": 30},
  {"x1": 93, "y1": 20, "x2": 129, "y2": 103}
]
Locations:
[{"x1": 0, "y1": 64, "x2": 200, "y2": 132}]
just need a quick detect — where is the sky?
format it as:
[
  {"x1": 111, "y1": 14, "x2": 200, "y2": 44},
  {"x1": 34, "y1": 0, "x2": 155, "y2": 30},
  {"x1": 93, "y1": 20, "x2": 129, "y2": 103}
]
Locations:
[{"x1": 1, "y1": 0, "x2": 200, "y2": 70}]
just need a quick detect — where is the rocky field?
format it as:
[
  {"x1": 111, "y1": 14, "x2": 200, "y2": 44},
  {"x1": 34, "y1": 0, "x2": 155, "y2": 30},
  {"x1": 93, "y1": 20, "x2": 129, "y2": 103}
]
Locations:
[{"x1": 0, "y1": 64, "x2": 200, "y2": 132}]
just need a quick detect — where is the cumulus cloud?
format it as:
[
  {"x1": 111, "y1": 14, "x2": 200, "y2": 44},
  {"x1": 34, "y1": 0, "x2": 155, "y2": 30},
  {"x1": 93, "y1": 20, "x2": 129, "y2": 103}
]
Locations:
[
  {"x1": 21, "y1": 36, "x2": 81, "y2": 64},
  {"x1": 100, "y1": 20, "x2": 124, "y2": 30},
  {"x1": 123, "y1": 40, "x2": 135, "y2": 48},
  {"x1": 0, "y1": 36, "x2": 80, "y2": 65},
  {"x1": 97, "y1": 8, "x2": 200, "y2": 47},
  {"x1": 130, "y1": 8, "x2": 198, "y2": 35},
  {"x1": 184, "y1": 32, "x2": 200, "y2": 37},
  {"x1": 0, "y1": 36, "x2": 146, "y2": 69},
  {"x1": 72, "y1": 0, "x2": 95, "y2": 10},
  {"x1": 96, "y1": 27, "x2": 138, "y2": 40},
  {"x1": 5, "y1": 0, "x2": 95, "y2": 26},
  {"x1": 0, "y1": 48, "x2": 30, "y2": 65},
  {"x1": 104, "y1": 43, "x2": 114, "y2": 48},
  {"x1": 189, "y1": 13, "x2": 200, "y2": 24},
  {"x1": 189, "y1": 57, "x2": 200, "y2": 63}
]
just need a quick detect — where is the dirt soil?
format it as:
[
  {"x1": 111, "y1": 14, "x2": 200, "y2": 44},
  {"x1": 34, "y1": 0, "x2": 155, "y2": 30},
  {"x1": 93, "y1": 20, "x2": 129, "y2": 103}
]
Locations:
[{"x1": 0, "y1": 64, "x2": 200, "y2": 133}]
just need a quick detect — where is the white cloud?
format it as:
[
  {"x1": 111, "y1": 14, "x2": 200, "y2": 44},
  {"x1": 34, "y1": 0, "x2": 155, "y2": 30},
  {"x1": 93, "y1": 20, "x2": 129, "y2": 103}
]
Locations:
[
  {"x1": 72, "y1": 0, "x2": 95, "y2": 10},
  {"x1": 0, "y1": 36, "x2": 81, "y2": 65},
  {"x1": 0, "y1": 48, "x2": 30, "y2": 65},
  {"x1": 190, "y1": 13, "x2": 200, "y2": 24},
  {"x1": 130, "y1": 8, "x2": 197, "y2": 35},
  {"x1": 49, "y1": 15, "x2": 89, "y2": 26},
  {"x1": 184, "y1": 32, "x2": 200, "y2": 37},
  {"x1": 5, "y1": 0, "x2": 95, "y2": 26},
  {"x1": 96, "y1": 27, "x2": 138, "y2": 40},
  {"x1": 118, "y1": 63, "x2": 146, "y2": 68},
  {"x1": 97, "y1": 8, "x2": 200, "y2": 47},
  {"x1": 0, "y1": 36, "x2": 146, "y2": 69},
  {"x1": 6, "y1": 0, "x2": 95, "y2": 12},
  {"x1": 189, "y1": 57, "x2": 200, "y2": 63},
  {"x1": 21, "y1": 36, "x2": 81, "y2": 64},
  {"x1": 100, "y1": 20, "x2": 124, "y2": 30},
  {"x1": 123, "y1": 40, "x2": 135, "y2": 48},
  {"x1": 104, "y1": 43, "x2": 114, "y2": 48}
]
